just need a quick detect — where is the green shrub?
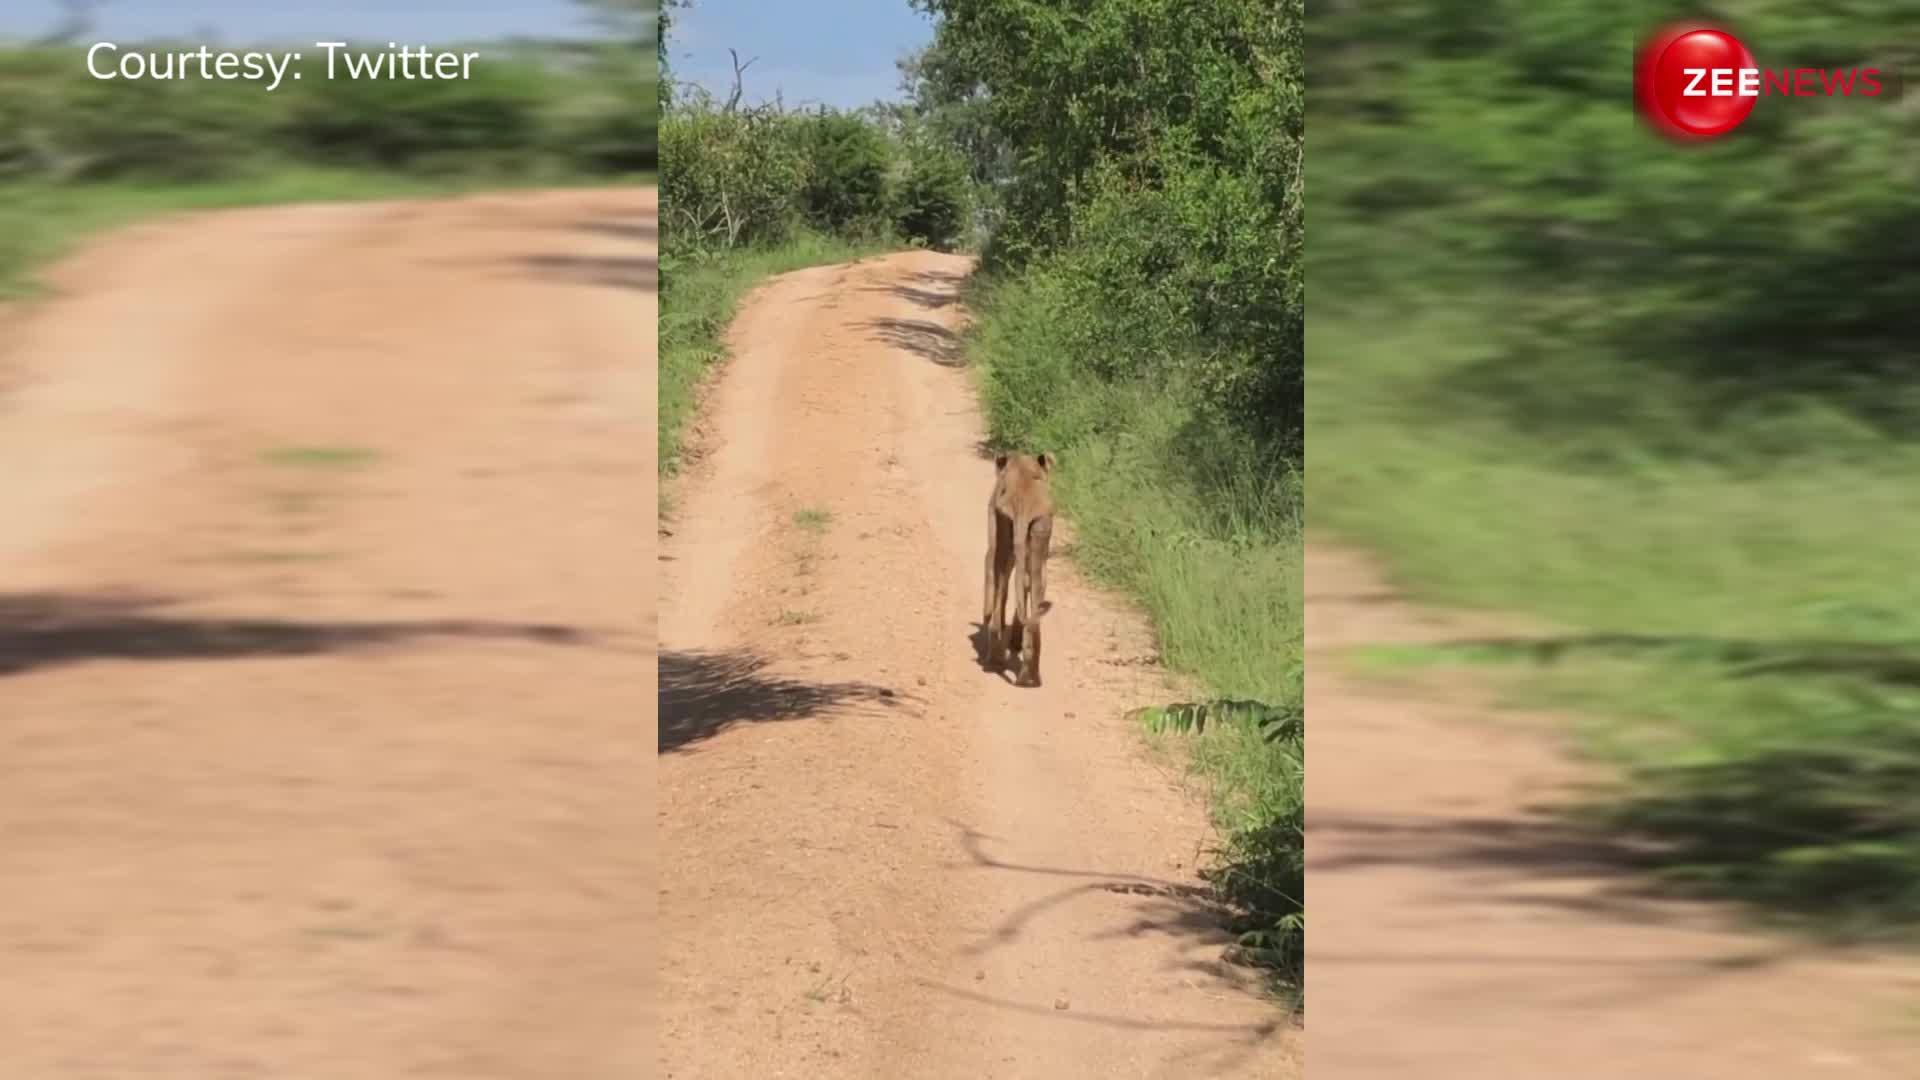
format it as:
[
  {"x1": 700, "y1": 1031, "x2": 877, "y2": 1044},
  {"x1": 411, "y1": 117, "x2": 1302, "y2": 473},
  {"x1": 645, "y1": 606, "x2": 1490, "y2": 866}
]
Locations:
[
  {"x1": 3, "y1": 51, "x2": 275, "y2": 181},
  {"x1": 282, "y1": 57, "x2": 547, "y2": 169},
  {"x1": 797, "y1": 109, "x2": 894, "y2": 233},
  {"x1": 571, "y1": 97, "x2": 659, "y2": 171},
  {"x1": 0, "y1": 50, "x2": 78, "y2": 180},
  {"x1": 660, "y1": 101, "x2": 809, "y2": 252},
  {"x1": 892, "y1": 144, "x2": 971, "y2": 250}
]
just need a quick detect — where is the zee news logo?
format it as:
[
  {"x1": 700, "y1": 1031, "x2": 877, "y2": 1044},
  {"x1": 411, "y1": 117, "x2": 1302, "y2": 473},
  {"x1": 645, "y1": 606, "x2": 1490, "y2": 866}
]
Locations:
[{"x1": 1633, "y1": 23, "x2": 1900, "y2": 141}]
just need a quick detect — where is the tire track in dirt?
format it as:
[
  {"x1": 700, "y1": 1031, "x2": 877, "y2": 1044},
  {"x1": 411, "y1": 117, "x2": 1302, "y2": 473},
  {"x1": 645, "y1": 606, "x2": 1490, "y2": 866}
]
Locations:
[
  {"x1": 0, "y1": 189, "x2": 656, "y2": 1078},
  {"x1": 659, "y1": 251, "x2": 1299, "y2": 1078},
  {"x1": 1306, "y1": 541, "x2": 1920, "y2": 1078}
]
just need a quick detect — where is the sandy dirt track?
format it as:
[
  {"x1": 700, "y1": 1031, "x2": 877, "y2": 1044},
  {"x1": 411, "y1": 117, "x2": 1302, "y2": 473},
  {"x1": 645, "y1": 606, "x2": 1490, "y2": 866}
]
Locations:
[
  {"x1": 1306, "y1": 541, "x2": 1920, "y2": 1078},
  {"x1": 658, "y1": 251, "x2": 1300, "y2": 1078},
  {"x1": 0, "y1": 189, "x2": 656, "y2": 1077}
]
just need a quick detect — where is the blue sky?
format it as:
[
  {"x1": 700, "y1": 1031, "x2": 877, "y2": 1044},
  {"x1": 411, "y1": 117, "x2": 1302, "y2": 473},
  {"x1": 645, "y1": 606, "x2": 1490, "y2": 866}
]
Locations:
[
  {"x1": 670, "y1": 2, "x2": 935, "y2": 109},
  {"x1": 0, "y1": 1, "x2": 604, "y2": 44}
]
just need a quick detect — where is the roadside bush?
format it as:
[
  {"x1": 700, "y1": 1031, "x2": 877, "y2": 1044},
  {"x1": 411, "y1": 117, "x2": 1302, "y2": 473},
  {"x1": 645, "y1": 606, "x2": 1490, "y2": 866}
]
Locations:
[
  {"x1": 659, "y1": 101, "x2": 809, "y2": 252},
  {"x1": 661, "y1": 96, "x2": 937, "y2": 255},
  {"x1": 893, "y1": 144, "x2": 971, "y2": 249},
  {"x1": 0, "y1": 51, "x2": 77, "y2": 179},
  {"x1": 282, "y1": 58, "x2": 547, "y2": 169},
  {"x1": 1, "y1": 51, "x2": 273, "y2": 181},
  {"x1": 797, "y1": 109, "x2": 894, "y2": 234},
  {"x1": 570, "y1": 96, "x2": 659, "y2": 171}
]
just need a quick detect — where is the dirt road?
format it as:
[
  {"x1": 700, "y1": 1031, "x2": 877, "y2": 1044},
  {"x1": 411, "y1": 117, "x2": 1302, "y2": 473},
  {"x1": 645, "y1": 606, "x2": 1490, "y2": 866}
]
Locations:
[
  {"x1": 658, "y1": 251, "x2": 1300, "y2": 1078},
  {"x1": 0, "y1": 189, "x2": 656, "y2": 1077},
  {"x1": 1306, "y1": 541, "x2": 1920, "y2": 1078}
]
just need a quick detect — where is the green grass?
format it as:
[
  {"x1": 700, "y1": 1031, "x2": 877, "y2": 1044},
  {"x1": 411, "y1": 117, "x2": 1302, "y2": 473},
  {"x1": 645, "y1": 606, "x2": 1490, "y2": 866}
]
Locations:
[
  {"x1": 964, "y1": 269, "x2": 1304, "y2": 991},
  {"x1": 793, "y1": 507, "x2": 835, "y2": 533},
  {"x1": 260, "y1": 444, "x2": 381, "y2": 470},
  {"x1": 657, "y1": 231, "x2": 891, "y2": 487},
  {"x1": 1311, "y1": 303, "x2": 1920, "y2": 938},
  {"x1": 0, "y1": 167, "x2": 655, "y2": 300},
  {"x1": 262, "y1": 489, "x2": 326, "y2": 516}
]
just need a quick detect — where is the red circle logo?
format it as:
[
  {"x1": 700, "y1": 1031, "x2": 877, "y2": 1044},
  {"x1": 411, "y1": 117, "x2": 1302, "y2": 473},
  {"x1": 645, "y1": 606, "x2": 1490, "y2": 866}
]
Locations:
[{"x1": 1635, "y1": 24, "x2": 1759, "y2": 141}]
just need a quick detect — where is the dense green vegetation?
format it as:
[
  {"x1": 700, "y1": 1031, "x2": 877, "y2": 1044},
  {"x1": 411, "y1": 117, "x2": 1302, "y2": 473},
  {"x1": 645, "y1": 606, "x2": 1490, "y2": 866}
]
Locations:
[
  {"x1": 658, "y1": 0, "x2": 1303, "y2": 993},
  {"x1": 0, "y1": 32, "x2": 654, "y2": 293},
  {"x1": 1313, "y1": 0, "x2": 1920, "y2": 936}
]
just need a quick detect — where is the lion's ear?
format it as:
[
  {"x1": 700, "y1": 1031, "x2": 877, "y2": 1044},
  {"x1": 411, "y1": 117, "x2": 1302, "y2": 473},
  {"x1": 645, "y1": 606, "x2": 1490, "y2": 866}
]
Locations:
[
  {"x1": 1037, "y1": 453, "x2": 1053, "y2": 471},
  {"x1": 995, "y1": 454, "x2": 1009, "y2": 471}
]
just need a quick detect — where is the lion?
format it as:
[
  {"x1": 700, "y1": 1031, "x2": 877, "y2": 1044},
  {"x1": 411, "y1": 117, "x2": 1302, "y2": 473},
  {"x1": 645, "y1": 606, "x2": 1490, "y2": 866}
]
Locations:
[{"x1": 982, "y1": 452, "x2": 1054, "y2": 687}]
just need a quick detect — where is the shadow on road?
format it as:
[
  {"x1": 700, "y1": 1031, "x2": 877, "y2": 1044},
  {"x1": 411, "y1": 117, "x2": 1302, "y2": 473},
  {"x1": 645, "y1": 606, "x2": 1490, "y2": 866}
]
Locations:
[
  {"x1": 1373, "y1": 633, "x2": 1920, "y2": 933},
  {"x1": 569, "y1": 218, "x2": 658, "y2": 244},
  {"x1": 659, "y1": 647, "x2": 910, "y2": 753},
  {"x1": 868, "y1": 283, "x2": 956, "y2": 310},
  {"x1": 1311, "y1": 794, "x2": 1920, "y2": 944},
  {"x1": 915, "y1": 979, "x2": 1271, "y2": 1033},
  {"x1": 863, "y1": 316, "x2": 963, "y2": 367},
  {"x1": 1305, "y1": 808, "x2": 1910, "y2": 1018},
  {"x1": 1432, "y1": 634, "x2": 1920, "y2": 688},
  {"x1": 513, "y1": 253, "x2": 658, "y2": 293},
  {"x1": 903, "y1": 268, "x2": 966, "y2": 285},
  {"x1": 416, "y1": 251, "x2": 659, "y2": 293},
  {"x1": 1310, "y1": 810, "x2": 1656, "y2": 887},
  {"x1": 0, "y1": 591, "x2": 595, "y2": 679},
  {"x1": 968, "y1": 617, "x2": 1053, "y2": 686},
  {"x1": 929, "y1": 817, "x2": 1290, "y2": 1064}
]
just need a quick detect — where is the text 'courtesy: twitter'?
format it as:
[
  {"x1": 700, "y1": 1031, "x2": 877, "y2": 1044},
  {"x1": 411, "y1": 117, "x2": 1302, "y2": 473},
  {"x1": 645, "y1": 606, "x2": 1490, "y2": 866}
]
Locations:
[{"x1": 84, "y1": 43, "x2": 480, "y2": 93}]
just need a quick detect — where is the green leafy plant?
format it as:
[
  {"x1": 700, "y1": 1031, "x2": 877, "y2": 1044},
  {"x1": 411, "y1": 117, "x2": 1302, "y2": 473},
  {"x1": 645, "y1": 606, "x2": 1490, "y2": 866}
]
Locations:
[{"x1": 1135, "y1": 698, "x2": 1301, "y2": 744}]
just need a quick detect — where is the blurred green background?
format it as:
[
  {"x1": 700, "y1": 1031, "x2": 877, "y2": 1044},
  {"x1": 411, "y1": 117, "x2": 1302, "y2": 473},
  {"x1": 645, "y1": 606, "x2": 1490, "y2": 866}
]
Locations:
[
  {"x1": 1312, "y1": 0, "x2": 1920, "y2": 936},
  {"x1": 0, "y1": 0, "x2": 656, "y2": 295}
]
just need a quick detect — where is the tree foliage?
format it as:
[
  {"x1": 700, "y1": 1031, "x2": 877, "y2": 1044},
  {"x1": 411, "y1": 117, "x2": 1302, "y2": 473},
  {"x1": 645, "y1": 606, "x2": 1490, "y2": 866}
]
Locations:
[
  {"x1": 798, "y1": 109, "x2": 894, "y2": 233},
  {"x1": 905, "y1": 0, "x2": 1302, "y2": 451},
  {"x1": 892, "y1": 142, "x2": 971, "y2": 250}
]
